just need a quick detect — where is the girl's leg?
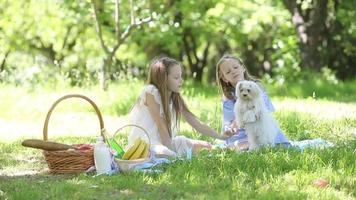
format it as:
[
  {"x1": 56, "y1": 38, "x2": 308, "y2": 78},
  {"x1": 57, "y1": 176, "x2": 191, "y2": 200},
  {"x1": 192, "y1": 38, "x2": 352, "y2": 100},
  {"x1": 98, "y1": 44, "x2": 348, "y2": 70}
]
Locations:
[
  {"x1": 172, "y1": 136, "x2": 212, "y2": 156},
  {"x1": 151, "y1": 144, "x2": 177, "y2": 158},
  {"x1": 190, "y1": 139, "x2": 212, "y2": 154}
]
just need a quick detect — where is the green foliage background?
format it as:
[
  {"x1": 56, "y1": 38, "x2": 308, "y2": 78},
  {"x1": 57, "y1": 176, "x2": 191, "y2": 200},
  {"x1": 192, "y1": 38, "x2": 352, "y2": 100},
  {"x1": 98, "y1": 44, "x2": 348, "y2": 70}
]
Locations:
[{"x1": 1, "y1": 0, "x2": 355, "y2": 86}]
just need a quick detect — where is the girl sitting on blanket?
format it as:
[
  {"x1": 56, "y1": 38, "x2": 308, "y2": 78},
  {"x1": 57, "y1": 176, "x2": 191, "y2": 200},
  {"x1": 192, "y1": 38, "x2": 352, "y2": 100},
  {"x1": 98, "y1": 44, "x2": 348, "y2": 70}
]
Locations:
[
  {"x1": 129, "y1": 56, "x2": 227, "y2": 157},
  {"x1": 216, "y1": 54, "x2": 290, "y2": 150}
]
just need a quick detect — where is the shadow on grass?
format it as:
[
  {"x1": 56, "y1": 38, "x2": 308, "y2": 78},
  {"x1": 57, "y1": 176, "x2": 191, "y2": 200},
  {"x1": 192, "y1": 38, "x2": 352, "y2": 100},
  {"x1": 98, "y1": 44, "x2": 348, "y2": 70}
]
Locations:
[{"x1": 1, "y1": 140, "x2": 355, "y2": 199}]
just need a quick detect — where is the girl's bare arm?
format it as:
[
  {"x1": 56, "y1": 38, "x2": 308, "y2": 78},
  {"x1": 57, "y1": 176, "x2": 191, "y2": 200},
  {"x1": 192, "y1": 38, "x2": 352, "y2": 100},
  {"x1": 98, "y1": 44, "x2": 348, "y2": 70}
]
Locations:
[
  {"x1": 182, "y1": 109, "x2": 227, "y2": 140},
  {"x1": 145, "y1": 93, "x2": 173, "y2": 149}
]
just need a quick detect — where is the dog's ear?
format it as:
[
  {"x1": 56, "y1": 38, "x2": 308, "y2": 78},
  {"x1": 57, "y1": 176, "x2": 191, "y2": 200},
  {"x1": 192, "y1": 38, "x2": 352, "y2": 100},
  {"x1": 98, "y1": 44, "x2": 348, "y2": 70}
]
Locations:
[
  {"x1": 251, "y1": 82, "x2": 261, "y2": 97},
  {"x1": 238, "y1": 82, "x2": 243, "y2": 90},
  {"x1": 236, "y1": 82, "x2": 243, "y2": 95}
]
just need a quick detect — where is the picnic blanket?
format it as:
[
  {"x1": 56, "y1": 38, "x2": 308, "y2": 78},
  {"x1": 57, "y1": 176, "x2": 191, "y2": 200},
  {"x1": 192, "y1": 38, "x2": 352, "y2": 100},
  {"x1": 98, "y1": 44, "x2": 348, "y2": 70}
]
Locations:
[
  {"x1": 224, "y1": 136, "x2": 333, "y2": 151},
  {"x1": 128, "y1": 138, "x2": 334, "y2": 172},
  {"x1": 289, "y1": 138, "x2": 334, "y2": 151},
  {"x1": 92, "y1": 138, "x2": 333, "y2": 175},
  {"x1": 95, "y1": 148, "x2": 192, "y2": 174},
  {"x1": 131, "y1": 148, "x2": 192, "y2": 171}
]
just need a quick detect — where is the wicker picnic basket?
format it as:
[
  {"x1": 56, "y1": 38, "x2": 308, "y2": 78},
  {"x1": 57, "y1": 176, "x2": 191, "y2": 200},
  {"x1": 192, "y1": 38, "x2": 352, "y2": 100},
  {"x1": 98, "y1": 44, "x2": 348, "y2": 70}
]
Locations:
[
  {"x1": 113, "y1": 124, "x2": 151, "y2": 172},
  {"x1": 42, "y1": 94, "x2": 105, "y2": 174}
]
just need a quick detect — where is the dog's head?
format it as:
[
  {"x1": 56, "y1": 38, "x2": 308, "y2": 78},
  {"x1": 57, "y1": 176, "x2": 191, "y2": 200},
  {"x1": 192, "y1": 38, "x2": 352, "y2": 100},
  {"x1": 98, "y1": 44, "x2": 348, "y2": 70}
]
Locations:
[{"x1": 235, "y1": 81, "x2": 261, "y2": 101}]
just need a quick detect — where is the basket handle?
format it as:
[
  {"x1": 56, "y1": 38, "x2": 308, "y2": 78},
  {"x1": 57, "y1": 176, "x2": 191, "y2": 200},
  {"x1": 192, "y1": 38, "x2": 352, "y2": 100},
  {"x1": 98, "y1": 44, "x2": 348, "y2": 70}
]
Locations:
[
  {"x1": 43, "y1": 94, "x2": 105, "y2": 141},
  {"x1": 113, "y1": 124, "x2": 151, "y2": 146}
]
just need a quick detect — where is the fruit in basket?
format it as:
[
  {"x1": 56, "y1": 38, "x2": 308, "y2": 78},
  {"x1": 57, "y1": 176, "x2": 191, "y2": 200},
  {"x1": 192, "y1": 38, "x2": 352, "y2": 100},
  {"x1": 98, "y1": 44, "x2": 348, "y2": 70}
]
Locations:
[
  {"x1": 122, "y1": 138, "x2": 150, "y2": 160},
  {"x1": 122, "y1": 138, "x2": 142, "y2": 159},
  {"x1": 140, "y1": 142, "x2": 150, "y2": 158},
  {"x1": 129, "y1": 141, "x2": 146, "y2": 160}
]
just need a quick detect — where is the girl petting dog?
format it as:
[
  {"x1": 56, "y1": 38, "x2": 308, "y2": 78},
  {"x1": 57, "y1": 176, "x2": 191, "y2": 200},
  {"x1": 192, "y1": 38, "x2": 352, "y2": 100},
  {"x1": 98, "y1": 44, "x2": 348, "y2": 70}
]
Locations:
[
  {"x1": 129, "y1": 56, "x2": 227, "y2": 158},
  {"x1": 216, "y1": 54, "x2": 290, "y2": 150}
]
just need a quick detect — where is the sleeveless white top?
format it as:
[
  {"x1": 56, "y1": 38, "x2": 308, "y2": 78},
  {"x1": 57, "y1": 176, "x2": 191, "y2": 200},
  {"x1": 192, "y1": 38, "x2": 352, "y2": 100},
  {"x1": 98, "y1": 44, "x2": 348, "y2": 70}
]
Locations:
[
  {"x1": 128, "y1": 84, "x2": 177, "y2": 145},
  {"x1": 128, "y1": 85, "x2": 193, "y2": 157}
]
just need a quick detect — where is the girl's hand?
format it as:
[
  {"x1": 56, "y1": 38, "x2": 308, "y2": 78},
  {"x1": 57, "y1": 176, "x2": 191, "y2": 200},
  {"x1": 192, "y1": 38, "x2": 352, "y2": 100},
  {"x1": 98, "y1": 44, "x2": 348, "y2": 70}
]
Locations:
[
  {"x1": 223, "y1": 123, "x2": 237, "y2": 138},
  {"x1": 219, "y1": 134, "x2": 230, "y2": 140},
  {"x1": 223, "y1": 129, "x2": 236, "y2": 137}
]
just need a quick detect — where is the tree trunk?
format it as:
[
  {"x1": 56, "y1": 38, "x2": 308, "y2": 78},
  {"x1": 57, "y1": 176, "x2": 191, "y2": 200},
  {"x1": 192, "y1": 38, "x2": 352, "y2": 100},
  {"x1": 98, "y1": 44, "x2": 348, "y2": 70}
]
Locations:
[
  {"x1": 182, "y1": 29, "x2": 210, "y2": 82},
  {"x1": 283, "y1": 0, "x2": 328, "y2": 71},
  {"x1": 99, "y1": 56, "x2": 112, "y2": 90},
  {"x1": 91, "y1": 0, "x2": 152, "y2": 90},
  {"x1": 0, "y1": 50, "x2": 10, "y2": 73}
]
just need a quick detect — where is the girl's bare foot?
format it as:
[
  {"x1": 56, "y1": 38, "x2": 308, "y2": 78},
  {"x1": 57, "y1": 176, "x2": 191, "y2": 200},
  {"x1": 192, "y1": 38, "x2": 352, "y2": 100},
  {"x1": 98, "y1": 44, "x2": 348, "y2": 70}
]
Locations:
[{"x1": 192, "y1": 140, "x2": 212, "y2": 154}]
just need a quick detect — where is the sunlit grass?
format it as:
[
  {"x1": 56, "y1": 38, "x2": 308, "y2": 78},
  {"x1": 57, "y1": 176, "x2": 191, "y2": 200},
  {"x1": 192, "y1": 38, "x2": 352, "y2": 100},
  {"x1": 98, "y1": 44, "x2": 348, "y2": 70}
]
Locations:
[
  {"x1": 274, "y1": 98, "x2": 356, "y2": 120},
  {"x1": 0, "y1": 80, "x2": 355, "y2": 199},
  {"x1": 0, "y1": 81, "x2": 355, "y2": 143},
  {"x1": 1, "y1": 141, "x2": 355, "y2": 199},
  {"x1": 266, "y1": 79, "x2": 356, "y2": 102}
]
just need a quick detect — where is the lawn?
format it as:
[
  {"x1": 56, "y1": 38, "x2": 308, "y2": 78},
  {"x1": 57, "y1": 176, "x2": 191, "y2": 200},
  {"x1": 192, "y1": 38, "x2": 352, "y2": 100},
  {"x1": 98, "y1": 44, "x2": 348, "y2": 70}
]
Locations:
[{"x1": 0, "y1": 80, "x2": 355, "y2": 199}]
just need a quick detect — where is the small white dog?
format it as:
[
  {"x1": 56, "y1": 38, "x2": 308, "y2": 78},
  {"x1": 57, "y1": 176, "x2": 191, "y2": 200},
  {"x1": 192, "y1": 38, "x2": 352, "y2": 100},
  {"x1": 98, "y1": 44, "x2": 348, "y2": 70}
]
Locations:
[{"x1": 234, "y1": 80, "x2": 278, "y2": 150}]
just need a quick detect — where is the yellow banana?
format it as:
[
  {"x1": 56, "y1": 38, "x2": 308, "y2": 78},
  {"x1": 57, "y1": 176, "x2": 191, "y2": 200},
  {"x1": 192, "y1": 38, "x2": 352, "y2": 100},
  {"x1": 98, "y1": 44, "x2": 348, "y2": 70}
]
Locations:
[
  {"x1": 129, "y1": 140, "x2": 146, "y2": 160},
  {"x1": 140, "y1": 142, "x2": 150, "y2": 158},
  {"x1": 122, "y1": 138, "x2": 142, "y2": 160}
]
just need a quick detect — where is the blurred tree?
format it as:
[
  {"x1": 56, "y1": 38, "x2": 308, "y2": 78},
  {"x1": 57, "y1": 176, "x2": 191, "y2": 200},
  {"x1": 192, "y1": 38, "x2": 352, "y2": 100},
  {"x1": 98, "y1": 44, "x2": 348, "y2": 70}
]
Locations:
[
  {"x1": 176, "y1": 0, "x2": 218, "y2": 82},
  {"x1": 128, "y1": 0, "x2": 223, "y2": 82},
  {"x1": 0, "y1": 0, "x2": 354, "y2": 85},
  {"x1": 204, "y1": 0, "x2": 296, "y2": 80},
  {"x1": 327, "y1": 0, "x2": 356, "y2": 79},
  {"x1": 90, "y1": 0, "x2": 152, "y2": 90},
  {"x1": 283, "y1": 0, "x2": 328, "y2": 71},
  {"x1": 0, "y1": 0, "x2": 97, "y2": 85},
  {"x1": 283, "y1": 0, "x2": 356, "y2": 79}
]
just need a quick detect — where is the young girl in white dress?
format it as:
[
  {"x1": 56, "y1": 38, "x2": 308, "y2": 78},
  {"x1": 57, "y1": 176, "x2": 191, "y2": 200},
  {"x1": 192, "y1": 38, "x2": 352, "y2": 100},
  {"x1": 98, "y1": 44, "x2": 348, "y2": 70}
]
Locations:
[{"x1": 128, "y1": 57, "x2": 227, "y2": 157}]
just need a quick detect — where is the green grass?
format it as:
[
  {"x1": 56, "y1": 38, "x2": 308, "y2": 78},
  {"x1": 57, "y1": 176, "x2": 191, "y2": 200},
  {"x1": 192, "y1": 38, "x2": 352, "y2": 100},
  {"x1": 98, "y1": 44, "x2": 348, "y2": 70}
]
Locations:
[
  {"x1": 266, "y1": 78, "x2": 356, "y2": 103},
  {"x1": 0, "y1": 80, "x2": 355, "y2": 199},
  {"x1": 0, "y1": 142, "x2": 355, "y2": 199}
]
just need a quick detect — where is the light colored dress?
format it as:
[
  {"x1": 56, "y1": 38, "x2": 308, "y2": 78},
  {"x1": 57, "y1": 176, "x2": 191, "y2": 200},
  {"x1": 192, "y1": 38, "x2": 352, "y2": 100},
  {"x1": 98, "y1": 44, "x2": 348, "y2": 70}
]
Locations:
[{"x1": 128, "y1": 84, "x2": 193, "y2": 157}]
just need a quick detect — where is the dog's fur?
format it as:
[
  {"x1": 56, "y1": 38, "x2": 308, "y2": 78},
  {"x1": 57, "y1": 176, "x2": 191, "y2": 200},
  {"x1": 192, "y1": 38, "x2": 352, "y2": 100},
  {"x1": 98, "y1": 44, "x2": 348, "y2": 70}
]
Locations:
[{"x1": 234, "y1": 81, "x2": 278, "y2": 150}]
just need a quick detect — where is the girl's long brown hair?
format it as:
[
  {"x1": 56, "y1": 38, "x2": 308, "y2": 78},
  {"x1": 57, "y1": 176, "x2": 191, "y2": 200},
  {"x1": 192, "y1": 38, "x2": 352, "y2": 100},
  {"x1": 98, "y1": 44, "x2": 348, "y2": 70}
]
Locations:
[
  {"x1": 216, "y1": 54, "x2": 259, "y2": 100},
  {"x1": 147, "y1": 57, "x2": 191, "y2": 138}
]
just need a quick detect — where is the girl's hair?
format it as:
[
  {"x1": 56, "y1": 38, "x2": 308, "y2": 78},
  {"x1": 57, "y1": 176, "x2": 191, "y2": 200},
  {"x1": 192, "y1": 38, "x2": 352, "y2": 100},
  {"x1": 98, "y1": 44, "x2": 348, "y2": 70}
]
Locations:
[
  {"x1": 147, "y1": 56, "x2": 191, "y2": 137},
  {"x1": 216, "y1": 54, "x2": 259, "y2": 100}
]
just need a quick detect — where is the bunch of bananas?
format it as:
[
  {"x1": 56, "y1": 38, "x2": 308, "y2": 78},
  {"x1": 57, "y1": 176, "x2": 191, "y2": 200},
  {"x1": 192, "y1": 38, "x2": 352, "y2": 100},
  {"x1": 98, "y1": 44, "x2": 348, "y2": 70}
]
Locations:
[{"x1": 122, "y1": 138, "x2": 150, "y2": 160}]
